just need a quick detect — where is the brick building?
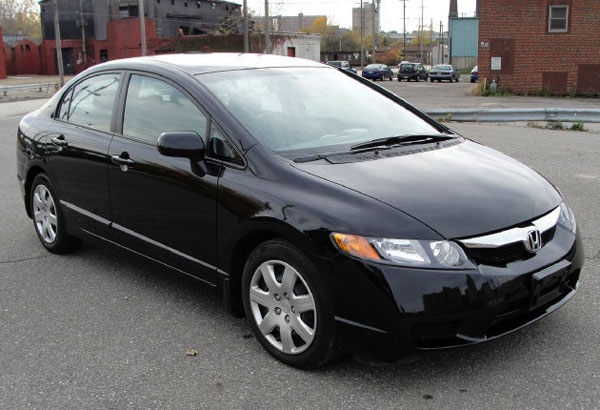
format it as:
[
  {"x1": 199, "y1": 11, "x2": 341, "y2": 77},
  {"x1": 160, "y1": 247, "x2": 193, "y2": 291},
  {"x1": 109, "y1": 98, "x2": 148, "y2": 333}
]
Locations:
[
  {"x1": 478, "y1": 0, "x2": 600, "y2": 94},
  {"x1": 3, "y1": 0, "x2": 241, "y2": 76},
  {"x1": 0, "y1": 27, "x2": 6, "y2": 79}
]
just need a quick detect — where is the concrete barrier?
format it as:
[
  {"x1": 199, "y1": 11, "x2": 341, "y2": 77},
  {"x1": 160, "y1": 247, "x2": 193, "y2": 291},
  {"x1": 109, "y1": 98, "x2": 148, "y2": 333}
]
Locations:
[{"x1": 424, "y1": 108, "x2": 600, "y2": 123}]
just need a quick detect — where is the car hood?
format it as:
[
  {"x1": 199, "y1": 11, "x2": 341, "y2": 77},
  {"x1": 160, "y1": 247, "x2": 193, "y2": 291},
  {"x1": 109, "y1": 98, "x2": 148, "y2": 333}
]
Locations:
[{"x1": 292, "y1": 140, "x2": 562, "y2": 239}]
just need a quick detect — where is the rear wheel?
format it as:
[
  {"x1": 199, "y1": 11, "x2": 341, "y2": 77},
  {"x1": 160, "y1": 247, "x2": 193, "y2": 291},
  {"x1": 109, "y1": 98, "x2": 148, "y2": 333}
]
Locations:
[
  {"x1": 30, "y1": 174, "x2": 80, "y2": 254},
  {"x1": 242, "y1": 239, "x2": 336, "y2": 369}
]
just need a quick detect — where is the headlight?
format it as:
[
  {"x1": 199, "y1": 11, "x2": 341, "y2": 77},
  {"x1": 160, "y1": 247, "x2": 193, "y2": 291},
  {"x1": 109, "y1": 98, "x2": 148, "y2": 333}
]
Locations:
[
  {"x1": 332, "y1": 233, "x2": 475, "y2": 269},
  {"x1": 559, "y1": 202, "x2": 577, "y2": 233}
]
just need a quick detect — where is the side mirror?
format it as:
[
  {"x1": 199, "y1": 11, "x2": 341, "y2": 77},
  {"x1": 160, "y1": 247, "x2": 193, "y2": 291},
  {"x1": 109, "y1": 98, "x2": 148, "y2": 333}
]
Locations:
[{"x1": 157, "y1": 131, "x2": 205, "y2": 162}]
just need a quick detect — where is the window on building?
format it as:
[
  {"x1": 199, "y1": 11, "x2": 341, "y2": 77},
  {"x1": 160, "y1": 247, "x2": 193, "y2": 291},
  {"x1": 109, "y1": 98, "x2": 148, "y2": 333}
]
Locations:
[
  {"x1": 548, "y1": 5, "x2": 569, "y2": 33},
  {"x1": 171, "y1": 0, "x2": 175, "y2": 5},
  {"x1": 197, "y1": 1, "x2": 201, "y2": 8},
  {"x1": 26, "y1": 44, "x2": 31, "y2": 51}
]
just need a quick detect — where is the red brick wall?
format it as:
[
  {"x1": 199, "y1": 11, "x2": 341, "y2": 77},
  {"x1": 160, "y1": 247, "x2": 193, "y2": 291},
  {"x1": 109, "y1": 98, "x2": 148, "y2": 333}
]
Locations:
[
  {"x1": 0, "y1": 27, "x2": 6, "y2": 79},
  {"x1": 12, "y1": 39, "x2": 42, "y2": 75},
  {"x1": 478, "y1": 0, "x2": 600, "y2": 94}
]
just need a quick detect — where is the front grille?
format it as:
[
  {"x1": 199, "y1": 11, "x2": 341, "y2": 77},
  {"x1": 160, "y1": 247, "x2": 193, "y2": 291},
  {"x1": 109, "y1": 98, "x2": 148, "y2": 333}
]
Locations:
[{"x1": 464, "y1": 227, "x2": 556, "y2": 266}]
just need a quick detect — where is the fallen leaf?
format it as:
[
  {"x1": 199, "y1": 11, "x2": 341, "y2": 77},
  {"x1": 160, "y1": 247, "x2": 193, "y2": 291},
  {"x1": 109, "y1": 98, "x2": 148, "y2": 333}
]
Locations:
[{"x1": 185, "y1": 349, "x2": 198, "y2": 357}]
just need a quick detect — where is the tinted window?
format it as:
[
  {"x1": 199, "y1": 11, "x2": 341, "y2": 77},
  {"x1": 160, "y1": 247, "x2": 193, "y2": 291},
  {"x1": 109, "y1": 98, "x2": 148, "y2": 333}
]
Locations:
[
  {"x1": 66, "y1": 73, "x2": 120, "y2": 132},
  {"x1": 209, "y1": 123, "x2": 243, "y2": 165},
  {"x1": 123, "y1": 75, "x2": 208, "y2": 144}
]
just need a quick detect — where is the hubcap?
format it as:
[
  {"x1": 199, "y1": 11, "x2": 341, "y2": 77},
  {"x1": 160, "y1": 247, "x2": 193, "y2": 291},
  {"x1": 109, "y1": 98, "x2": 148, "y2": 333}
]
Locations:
[
  {"x1": 33, "y1": 184, "x2": 58, "y2": 244},
  {"x1": 249, "y1": 260, "x2": 317, "y2": 355}
]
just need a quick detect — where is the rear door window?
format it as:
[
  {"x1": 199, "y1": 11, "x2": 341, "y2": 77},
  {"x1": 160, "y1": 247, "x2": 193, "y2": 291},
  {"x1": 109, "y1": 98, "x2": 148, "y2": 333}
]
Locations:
[{"x1": 65, "y1": 73, "x2": 120, "y2": 133}]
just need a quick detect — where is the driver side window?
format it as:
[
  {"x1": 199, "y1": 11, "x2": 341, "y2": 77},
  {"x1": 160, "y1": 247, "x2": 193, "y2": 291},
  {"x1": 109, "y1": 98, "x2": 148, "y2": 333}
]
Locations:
[{"x1": 123, "y1": 75, "x2": 208, "y2": 144}]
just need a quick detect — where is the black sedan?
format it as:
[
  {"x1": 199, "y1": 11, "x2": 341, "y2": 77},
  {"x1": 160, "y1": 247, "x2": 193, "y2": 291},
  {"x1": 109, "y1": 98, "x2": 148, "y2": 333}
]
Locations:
[
  {"x1": 16, "y1": 53, "x2": 583, "y2": 369},
  {"x1": 429, "y1": 64, "x2": 460, "y2": 82},
  {"x1": 397, "y1": 62, "x2": 428, "y2": 82},
  {"x1": 361, "y1": 64, "x2": 394, "y2": 81}
]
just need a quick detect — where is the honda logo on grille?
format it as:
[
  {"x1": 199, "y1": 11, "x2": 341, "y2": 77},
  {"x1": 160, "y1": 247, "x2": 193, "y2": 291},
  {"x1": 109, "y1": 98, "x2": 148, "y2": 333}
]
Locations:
[{"x1": 525, "y1": 229, "x2": 542, "y2": 253}]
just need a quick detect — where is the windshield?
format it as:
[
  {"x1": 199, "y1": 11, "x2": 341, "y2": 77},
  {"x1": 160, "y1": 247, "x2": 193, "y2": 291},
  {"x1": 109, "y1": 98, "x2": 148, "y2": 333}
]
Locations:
[
  {"x1": 434, "y1": 65, "x2": 452, "y2": 71},
  {"x1": 199, "y1": 68, "x2": 441, "y2": 155}
]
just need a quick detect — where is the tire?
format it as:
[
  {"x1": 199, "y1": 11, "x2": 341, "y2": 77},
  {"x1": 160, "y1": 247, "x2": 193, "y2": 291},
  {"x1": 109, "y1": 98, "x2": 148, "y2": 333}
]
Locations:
[
  {"x1": 30, "y1": 174, "x2": 81, "y2": 254},
  {"x1": 430, "y1": 78, "x2": 434, "y2": 82},
  {"x1": 398, "y1": 77, "x2": 401, "y2": 82},
  {"x1": 242, "y1": 239, "x2": 336, "y2": 369}
]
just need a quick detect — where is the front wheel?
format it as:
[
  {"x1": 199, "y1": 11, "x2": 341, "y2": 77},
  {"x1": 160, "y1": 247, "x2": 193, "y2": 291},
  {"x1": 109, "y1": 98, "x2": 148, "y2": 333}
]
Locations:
[
  {"x1": 30, "y1": 174, "x2": 81, "y2": 254},
  {"x1": 242, "y1": 239, "x2": 336, "y2": 369}
]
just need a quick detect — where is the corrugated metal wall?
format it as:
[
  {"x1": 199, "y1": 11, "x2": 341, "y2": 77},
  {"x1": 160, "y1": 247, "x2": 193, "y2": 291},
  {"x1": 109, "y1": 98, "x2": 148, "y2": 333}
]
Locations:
[{"x1": 450, "y1": 17, "x2": 479, "y2": 57}]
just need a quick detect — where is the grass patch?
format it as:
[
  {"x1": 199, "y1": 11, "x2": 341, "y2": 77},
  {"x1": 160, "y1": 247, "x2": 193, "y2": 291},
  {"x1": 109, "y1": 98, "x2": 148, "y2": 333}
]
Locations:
[
  {"x1": 570, "y1": 121, "x2": 585, "y2": 132},
  {"x1": 546, "y1": 121, "x2": 565, "y2": 130},
  {"x1": 437, "y1": 113, "x2": 454, "y2": 123}
]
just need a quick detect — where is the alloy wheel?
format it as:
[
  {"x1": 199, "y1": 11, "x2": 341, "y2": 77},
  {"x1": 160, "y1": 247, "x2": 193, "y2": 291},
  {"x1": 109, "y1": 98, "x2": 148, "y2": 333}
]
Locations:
[
  {"x1": 249, "y1": 260, "x2": 317, "y2": 355},
  {"x1": 33, "y1": 184, "x2": 58, "y2": 244}
]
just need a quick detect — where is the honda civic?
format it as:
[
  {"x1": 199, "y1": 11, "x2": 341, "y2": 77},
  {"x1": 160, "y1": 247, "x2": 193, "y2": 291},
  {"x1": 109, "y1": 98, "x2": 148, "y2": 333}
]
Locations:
[{"x1": 16, "y1": 53, "x2": 583, "y2": 368}]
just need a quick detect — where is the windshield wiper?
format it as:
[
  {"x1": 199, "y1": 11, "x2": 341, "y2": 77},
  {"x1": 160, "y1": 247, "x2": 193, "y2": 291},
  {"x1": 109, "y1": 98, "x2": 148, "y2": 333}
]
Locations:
[{"x1": 350, "y1": 134, "x2": 454, "y2": 151}]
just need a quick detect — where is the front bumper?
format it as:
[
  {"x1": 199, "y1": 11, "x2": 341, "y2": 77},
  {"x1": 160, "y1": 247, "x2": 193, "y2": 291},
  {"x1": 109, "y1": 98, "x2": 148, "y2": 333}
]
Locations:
[
  {"x1": 330, "y1": 226, "x2": 583, "y2": 361},
  {"x1": 362, "y1": 72, "x2": 382, "y2": 79},
  {"x1": 429, "y1": 74, "x2": 453, "y2": 80}
]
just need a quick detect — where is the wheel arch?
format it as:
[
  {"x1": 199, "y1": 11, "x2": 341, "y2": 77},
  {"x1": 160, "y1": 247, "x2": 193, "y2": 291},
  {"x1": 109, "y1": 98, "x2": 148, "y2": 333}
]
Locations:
[{"x1": 222, "y1": 218, "x2": 325, "y2": 318}]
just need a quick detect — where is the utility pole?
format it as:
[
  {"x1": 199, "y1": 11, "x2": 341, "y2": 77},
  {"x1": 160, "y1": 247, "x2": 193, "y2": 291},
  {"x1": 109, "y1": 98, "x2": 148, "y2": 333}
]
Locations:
[
  {"x1": 360, "y1": 0, "x2": 364, "y2": 67},
  {"x1": 438, "y1": 21, "x2": 442, "y2": 64},
  {"x1": 139, "y1": 0, "x2": 147, "y2": 56},
  {"x1": 79, "y1": 0, "x2": 86, "y2": 65},
  {"x1": 265, "y1": 0, "x2": 270, "y2": 53},
  {"x1": 371, "y1": 1, "x2": 376, "y2": 63},
  {"x1": 243, "y1": 0, "x2": 249, "y2": 52},
  {"x1": 419, "y1": 0, "x2": 424, "y2": 64},
  {"x1": 400, "y1": 0, "x2": 408, "y2": 61},
  {"x1": 53, "y1": 0, "x2": 64, "y2": 87},
  {"x1": 441, "y1": 21, "x2": 444, "y2": 63}
]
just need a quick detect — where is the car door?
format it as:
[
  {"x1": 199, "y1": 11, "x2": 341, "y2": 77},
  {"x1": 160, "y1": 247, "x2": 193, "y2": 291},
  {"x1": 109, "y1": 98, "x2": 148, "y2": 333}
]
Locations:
[
  {"x1": 107, "y1": 72, "x2": 220, "y2": 284},
  {"x1": 45, "y1": 72, "x2": 121, "y2": 236}
]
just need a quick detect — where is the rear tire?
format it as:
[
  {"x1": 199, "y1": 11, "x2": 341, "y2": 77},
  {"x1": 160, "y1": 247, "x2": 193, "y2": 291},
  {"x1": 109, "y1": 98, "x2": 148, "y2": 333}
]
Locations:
[
  {"x1": 242, "y1": 239, "x2": 336, "y2": 369},
  {"x1": 30, "y1": 174, "x2": 81, "y2": 254}
]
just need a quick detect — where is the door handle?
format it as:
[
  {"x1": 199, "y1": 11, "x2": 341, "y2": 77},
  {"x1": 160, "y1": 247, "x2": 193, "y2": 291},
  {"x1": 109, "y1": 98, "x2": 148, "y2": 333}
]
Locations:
[
  {"x1": 111, "y1": 154, "x2": 135, "y2": 171},
  {"x1": 51, "y1": 135, "x2": 68, "y2": 148}
]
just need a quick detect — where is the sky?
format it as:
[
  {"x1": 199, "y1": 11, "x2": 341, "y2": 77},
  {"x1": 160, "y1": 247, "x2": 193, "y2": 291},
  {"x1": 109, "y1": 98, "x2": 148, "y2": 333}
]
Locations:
[{"x1": 245, "y1": 0, "x2": 477, "y2": 32}]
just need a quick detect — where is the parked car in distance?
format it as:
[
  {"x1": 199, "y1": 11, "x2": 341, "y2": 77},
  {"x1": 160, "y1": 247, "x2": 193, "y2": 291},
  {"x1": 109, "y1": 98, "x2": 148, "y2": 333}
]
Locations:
[
  {"x1": 361, "y1": 64, "x2": 393, "y2": 81},
  {"x1": 326, "y1": 60, "x2": 357, "y2": 74},
  {"x1": 471, "y1": 65, "x2": 478, "y2": 83},
  {"x1": 429, "y1": 64, "x2": 460, "y2": 82},
  {"x1": 17, "y1": 54, "x2": 583, "y2": 369},
  {"x1": 397, "y1": 62, "x2": 428, "y2": 82}
]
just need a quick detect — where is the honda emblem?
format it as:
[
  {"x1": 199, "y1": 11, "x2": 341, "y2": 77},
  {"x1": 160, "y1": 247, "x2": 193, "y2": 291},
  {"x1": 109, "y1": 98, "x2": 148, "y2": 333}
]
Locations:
[{"x1": 525, "y1": 229, "x2": 542, "y2": 253}]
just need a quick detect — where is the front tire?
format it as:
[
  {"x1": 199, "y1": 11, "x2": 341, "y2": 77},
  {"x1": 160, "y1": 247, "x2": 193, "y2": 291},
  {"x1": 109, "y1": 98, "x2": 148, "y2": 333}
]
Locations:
[
  {"x1": 30, "y1": 174, "x2": 80, "y2": 254},
  {"x1": 242, "y1": 239, "x2": 336, "y2": 369}
]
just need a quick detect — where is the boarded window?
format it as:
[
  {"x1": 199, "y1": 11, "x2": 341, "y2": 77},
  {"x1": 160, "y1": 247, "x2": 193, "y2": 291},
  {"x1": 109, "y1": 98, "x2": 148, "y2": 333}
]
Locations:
[
  {"x1": 489, "y1": 39, "x2": 515, "y2": 75},
  {"x1": 577, "y1": 65, "x2": 600, "y2": 94},
  {"x1": 542, "y1": 72, "x2": 568, "y2": 94}
]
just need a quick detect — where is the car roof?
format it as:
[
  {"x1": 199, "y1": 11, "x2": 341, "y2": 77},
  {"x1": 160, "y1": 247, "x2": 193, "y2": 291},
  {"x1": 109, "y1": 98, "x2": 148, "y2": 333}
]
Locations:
[{"x1": 87, "y1": 53, "x2": 324, "y2": 75}]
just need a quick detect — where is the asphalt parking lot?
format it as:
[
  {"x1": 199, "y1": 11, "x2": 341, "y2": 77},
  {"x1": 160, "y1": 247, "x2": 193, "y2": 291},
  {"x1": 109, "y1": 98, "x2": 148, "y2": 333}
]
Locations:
[{"x1": 1, "y1": 99, "x2": 599, "y2": 409}]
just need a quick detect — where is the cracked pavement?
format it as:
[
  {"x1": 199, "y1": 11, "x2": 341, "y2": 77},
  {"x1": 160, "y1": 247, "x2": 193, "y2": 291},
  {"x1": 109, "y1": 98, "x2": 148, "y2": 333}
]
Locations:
[{"x1": 1, "y1": 99, "x2": 599, "y2": 410}]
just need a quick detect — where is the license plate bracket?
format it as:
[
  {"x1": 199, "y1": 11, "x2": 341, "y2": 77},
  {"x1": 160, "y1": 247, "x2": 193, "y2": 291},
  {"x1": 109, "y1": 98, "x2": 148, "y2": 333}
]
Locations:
[{"x1": 530, "y1": 259, "x2": 571, "y2": 311}]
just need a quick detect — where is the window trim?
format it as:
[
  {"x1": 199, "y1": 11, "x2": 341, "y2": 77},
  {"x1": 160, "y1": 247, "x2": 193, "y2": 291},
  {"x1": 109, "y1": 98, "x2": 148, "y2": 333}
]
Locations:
[
  {"x1": 207, "y1": 118, "x2": 246, "y2": 169},
  {"x1": 54, "y1": 71, "x2": 123, "y2": 135},
  {"x1": 548, "y1": 5, "x2": 569, "y2": 33}
]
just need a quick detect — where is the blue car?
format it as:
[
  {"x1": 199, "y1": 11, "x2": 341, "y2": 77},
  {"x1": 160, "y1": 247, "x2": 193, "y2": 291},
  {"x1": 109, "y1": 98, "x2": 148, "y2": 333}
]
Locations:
[
  {"x1": 361, "y1": 64, "x2": 393, "y2": 81},
  {"x1": 471, "y1": 65, "x2": 478, "y2": 83}
]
